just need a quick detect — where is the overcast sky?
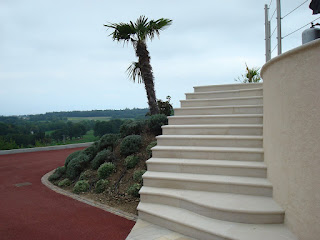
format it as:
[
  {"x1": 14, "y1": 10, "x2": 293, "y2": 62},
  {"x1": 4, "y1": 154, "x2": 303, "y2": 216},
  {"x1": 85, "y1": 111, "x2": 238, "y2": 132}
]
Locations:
[{"x1": 0, "y1": 0, "x2": 316, "y2": 116}]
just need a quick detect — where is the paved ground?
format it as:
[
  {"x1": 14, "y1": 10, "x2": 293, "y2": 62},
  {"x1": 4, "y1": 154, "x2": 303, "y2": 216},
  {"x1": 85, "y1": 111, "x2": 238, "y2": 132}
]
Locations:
[{"x1": 0, "y1": 148, "x2": 135, "y2": 240}]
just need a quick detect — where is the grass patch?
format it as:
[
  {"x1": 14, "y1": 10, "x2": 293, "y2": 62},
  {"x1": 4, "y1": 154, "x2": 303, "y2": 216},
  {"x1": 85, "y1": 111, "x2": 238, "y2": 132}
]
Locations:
[{"x1": 67, "y1": 117, "x2": 112, "y2": 122}]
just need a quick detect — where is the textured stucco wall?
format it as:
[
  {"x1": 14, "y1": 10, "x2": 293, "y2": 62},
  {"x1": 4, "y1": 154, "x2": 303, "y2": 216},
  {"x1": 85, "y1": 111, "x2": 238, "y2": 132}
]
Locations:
[{"x1": 261, "y1": 39, "x2": 320, "y2": 240}]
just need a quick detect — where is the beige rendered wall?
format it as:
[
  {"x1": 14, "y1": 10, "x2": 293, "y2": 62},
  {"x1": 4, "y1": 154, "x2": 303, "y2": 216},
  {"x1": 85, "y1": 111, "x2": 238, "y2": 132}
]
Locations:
[{"x1": 261, "y1": 39, "x2": 320, "y2": 240}]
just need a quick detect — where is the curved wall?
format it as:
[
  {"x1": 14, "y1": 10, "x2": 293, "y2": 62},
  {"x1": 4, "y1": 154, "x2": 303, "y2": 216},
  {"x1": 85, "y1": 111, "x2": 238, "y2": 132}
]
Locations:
[{"x1": 261, "y1": 39, "x2": 320, "y2": 240}]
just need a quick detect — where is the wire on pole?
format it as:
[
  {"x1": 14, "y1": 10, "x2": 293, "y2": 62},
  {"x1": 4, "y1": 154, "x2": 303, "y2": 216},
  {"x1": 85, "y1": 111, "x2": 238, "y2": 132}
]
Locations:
[
  {"x1": 282, "y1": 0, "x2": 309, "y2": 19},
  {"x1": 282, "y1": 16, "x2": 320, "y2": 39},
  {"x1": 269, "y1": 0, "x2": 273, "y2": 8},
  {"x1": 270, "y1": 8, "x2": 277, "y2": 21},
  {"x1": 271, "y1": 44, "x2": 278, "y2": 53},
  {"x1": 270, "y1": 26, "x2": 278, "y2": 37}
]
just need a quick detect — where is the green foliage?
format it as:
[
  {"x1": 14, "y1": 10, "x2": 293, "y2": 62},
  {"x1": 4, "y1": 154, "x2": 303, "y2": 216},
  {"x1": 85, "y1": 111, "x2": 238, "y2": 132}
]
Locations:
[
  {"x1": 157, "y1": 96, "x2": 173, "y2": 116},
  {"x1": 124, "y1": 155, "x2": 140, "y2": 169},
  {"x1": 58, "y1": 178, "x2": 72, "y2": 187},
  {"x1": 82, "y1": 142, "x2": 99, "y2": 161},
  {"x1": 119, "y1": 120, "x2": 145, "y2": 137},
  {"x1": 66, "y1": 153, "x2": 89, "y2": 180},
  {"x1": 73, "y1": 180, "x2": 90, "y2": 194},
  {"x1": 146, "y1": 141, "x2": 157, "y2": 158},
  {"x1": 120, "y1": 135, "x2": 142, "y2": 156},
  {"x1": 133, "y1": 170, "x2": 146, "y2": 183},
  {"x1": 93, "y1": 119, "x2": 125, "y2": 137},
  {"x1": 0, "y1": 137, "x2": 18, "y2": 150},
  {"x1": 236, "y1": 63, "x2": 261, "y2": 83},
  {"x1": 127, "y1": 183, "x2": 141, "y2": 197},
  {"x1": 98, "y1": 133, "x2": 120, "y2": 151},
  {"x1": 95, "y1": 179, "x2": 109, "y2": 193},
  {"x1": 48, "y1": 166, "x2": 66, "y2": 182},
  {"x1": 65, "y1": 150, "x2": 82, "y2": 167},
  {"x1": 91, "y1": 149, "x2": 115, "y2": 170},
  {"x1": 147, "y1": 114, "x2": 168, "y2": 135},
  {"x1": 98, "y1": 162, "x2": 115, "y2": 179}
]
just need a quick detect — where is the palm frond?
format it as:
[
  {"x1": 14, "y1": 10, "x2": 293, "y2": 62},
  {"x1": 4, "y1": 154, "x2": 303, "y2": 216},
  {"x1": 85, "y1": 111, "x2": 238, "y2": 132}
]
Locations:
[
  {"x1": 126, "y1": 62, "x2": 143, "y2": 83},
  {"x1": 104, "y1": 22, "x2": 136, "y2": 42},
  {"x1": 147, "y1": 18, "x2": 172, "y2": 40}
]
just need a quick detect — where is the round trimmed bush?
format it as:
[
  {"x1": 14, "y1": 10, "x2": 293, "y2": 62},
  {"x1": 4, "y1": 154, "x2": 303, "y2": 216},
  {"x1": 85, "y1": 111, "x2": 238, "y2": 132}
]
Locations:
[
  {"x1": 124, "y1": 155, "x2": 139, "y2": 169},
  {"x1": 73, "y1": 180, "x2": 90, "y2": 194},
  {"x1": 58, "y1": 178, "x2": 72, "y2": 187},
  {"x1": 97, "y1": 162, "x2": 115, "y2": 179},
  {"x1": 79, "y1": 169, "x2": 96, "y2": 181},
  {"x1": 120, "y1": 135, "x2": 142, "y2": 157},
  {"x1": 98, "y1": 134, "x2": 120, "y2": 151},
  {"x1": 147, "y1": 114, "x2": 168, "y2": 135},
  {"x1": 146, "y1": 141, "x2": 157, "y2": 158},
  {"x1": 133, "y1": 170, "x2": 146, "y2": 183},
  {"x1": 48, "y1": 166, "x2": 66, "y2": 182},
  {"x1": 120, "y1": 120, "x2": 145, "y2": 137},
  {"x1": 66, "y1": 153, "x2": 89, "y2": 180},
  {"x1": 91, "y1": 149, "x2": 115, "y2": 170},
  {"x1": 127, "y1": 183, "x2": 141, "y2": 197},
  {"x1": 82, "y1": 142, "x2": 99, "y2": 161},
  {"x1": 95, "y1": 179, "x2": 109, "y2": 193},
  {"x1": 65, "y1": 150, "x2": 82, "y2": 167}
]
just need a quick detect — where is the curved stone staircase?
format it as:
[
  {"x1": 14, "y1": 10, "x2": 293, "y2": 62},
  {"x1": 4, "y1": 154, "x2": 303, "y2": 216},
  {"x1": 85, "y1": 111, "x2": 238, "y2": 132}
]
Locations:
[{"x1": 137, "y1": 83, "x2": 297, "y2": 240}]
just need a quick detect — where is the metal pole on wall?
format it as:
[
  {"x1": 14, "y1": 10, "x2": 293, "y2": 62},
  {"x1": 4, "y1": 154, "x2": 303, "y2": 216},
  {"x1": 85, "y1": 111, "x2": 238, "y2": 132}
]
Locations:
[
  {"x1": 276, "y1": 0, "x2": 282, "y2": 55},
  {"x1": 265, "y1": 4, "x2": 271, "y2": 62}
]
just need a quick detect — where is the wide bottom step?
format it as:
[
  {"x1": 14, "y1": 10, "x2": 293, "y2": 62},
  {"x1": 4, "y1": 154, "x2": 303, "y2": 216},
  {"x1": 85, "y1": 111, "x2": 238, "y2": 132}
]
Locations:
[{"x1": 138, "y1": 203, "x2": 297, "y2": 240}]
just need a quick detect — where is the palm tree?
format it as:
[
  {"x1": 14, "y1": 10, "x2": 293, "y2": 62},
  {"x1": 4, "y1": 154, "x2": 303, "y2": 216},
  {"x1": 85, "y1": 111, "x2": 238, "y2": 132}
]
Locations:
[{"x1": 105, "y1": 16, "x2": 172, "y2": 115}]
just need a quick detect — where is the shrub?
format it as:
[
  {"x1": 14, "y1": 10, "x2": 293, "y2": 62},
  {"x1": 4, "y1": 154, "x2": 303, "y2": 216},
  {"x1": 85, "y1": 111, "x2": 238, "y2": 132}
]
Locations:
[
  {"x1": 120, "y1": 120, "x2": 145, "y2": 137},
  {"x1": 73, "y1": 180, "x2": 90, "y2": 194},
  {"x1": 147, "y1": 114, "x2": 168, "y2": 135},
  {"x1": 95, "y1": 179, "x2": 109, "y2": 193},
  {"x1": 133, "y1": 170, "x2": 146, "y2": 183},
  {"x1": 146, "y1": 141, "x2": 157, "y2": 158},
  {"x1": 48, "y1": 166, "x2": 66, "y2": 182},
  {"x1": 98, "y1": 134, "x2": 120, "y2": 151},
  {"x1": 127, "y1": 183, "x2": 141, "y2": 197},
  {"x1": 91, "y1": 149, "x2": 115, "y2": 170},
  {"x1": 82, "y1": 142, "x2": 99, "y2": 161},
  {"x1": 157, "y1": 96, "x2": 173, "y2": 116},
  {"x1": 98, "y1": 162, "x2": 115, "y2": 179},
  {"x1": 58, "y1": 178, "x2": 72, "y2": 187},
  {"x1": 79, "y1": 169, "x2": 94, "y2": 181},
  {"x1": 65, "y1": 150, "x2": 82, "y2": 167},
  {"x1": 66, "y1": 153, "x2": 89, "y2": 180},
  {"x1": 124, "y1": 155, "x2": 139, "y2": 169},
  {"x1": 120, "y1": 135, "x2": 142, "y2": 157}
]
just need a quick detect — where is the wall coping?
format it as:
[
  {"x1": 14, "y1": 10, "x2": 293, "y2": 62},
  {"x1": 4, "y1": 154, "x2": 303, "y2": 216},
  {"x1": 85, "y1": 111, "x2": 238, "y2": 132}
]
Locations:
[
  {"x1": 261, "y1": 38, "x2": 320, "y2": 78},
  {"x1": 0, "y1": 142, "x2": 93, "y2": 155}
]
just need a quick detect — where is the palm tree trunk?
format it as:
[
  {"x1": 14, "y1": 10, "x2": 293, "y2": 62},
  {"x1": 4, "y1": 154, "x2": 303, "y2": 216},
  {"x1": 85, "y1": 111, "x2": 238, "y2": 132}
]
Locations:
[{"x1": 136, "y1": 41, "x2": 159, "y2": 115}]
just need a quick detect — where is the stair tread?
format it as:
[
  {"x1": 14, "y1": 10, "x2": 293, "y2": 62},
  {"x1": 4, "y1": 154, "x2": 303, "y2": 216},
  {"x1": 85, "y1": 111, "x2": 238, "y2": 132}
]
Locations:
[
  {"x1": 147, "y1": 158, "x2": 266, "y2": 168},
  {"x1": 140, "y1": 187, "x2": 283, "y2": 214},
  {"x1": 153, "y1": 145, "x2": 264, "y2": 153},
  {"x1": 194, "y1": 82, "x2": 263, "y2": 89},
  {"x1": 143, "y1": 171, "x2": 272, "y2": 187},
  {"x1": 181, "y1": 96, "x2": 263, "y2": 102},
  {"x1": 162, "y1": 124, "x2": 263, "y2": 128},
  {"x1": 168, "y1": 114, "x2": 263, "y2": 119},
  {"x1": 156, "y1": 135, "x2": 263, "y2": 140},
  {"x1": 187, "y1": 87, "x2": 263, "y2": 95},
  {"x1": 175, "y1": 105, "x2": 263, "y2": 110},
  {"x1": 138, "y1": 203, "x2": 297, "y2": 240}
]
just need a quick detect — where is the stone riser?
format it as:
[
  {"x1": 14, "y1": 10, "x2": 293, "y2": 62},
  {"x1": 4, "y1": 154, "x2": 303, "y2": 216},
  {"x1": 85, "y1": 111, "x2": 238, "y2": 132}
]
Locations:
[
  {"x1": 147, "y1": 161, "x2": 267, "y2": 178},
  {"x1": 140, "y1": 194, "x2": 284, "y2": 224},
  {"x1": 175, "y1": 106, "x2": 263, "y2": 116},
  {"x1": 143, "y1": 178, "x2": 272, "y2": 197},
  {"x1": 186, "y1": 89, "x2": 263, "y2": 100},
  {"x1": 152, "y1": 148, "x2": 264, "y2": 161},
  {"x1": 162, "y1": 125, "x2": 263, "y2": 136},
  {"x1": 194, "y1": 83, "x2": 263, "y2": 92},
  {"x1": 181, "y1": 97, "x2": 263, "y2": 107},
  {"x1": 156, "y1": 137, "x2": 263, "y2": 148},
  {"x1": 168, "y1": 115, "x2": 263, "y2": 125}
]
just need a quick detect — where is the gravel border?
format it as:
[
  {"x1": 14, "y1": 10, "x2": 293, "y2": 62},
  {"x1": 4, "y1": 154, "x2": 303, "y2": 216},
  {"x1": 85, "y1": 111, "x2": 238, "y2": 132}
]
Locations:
[{"x1": 41, "y1": 170, "x2": 138, "y2": 222}]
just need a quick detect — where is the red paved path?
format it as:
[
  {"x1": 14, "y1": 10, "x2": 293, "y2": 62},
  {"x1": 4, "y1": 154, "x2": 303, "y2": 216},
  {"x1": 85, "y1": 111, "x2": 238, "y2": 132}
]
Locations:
[{"x1": 0, "y1": 148, "x2": 135, "y2": 240}]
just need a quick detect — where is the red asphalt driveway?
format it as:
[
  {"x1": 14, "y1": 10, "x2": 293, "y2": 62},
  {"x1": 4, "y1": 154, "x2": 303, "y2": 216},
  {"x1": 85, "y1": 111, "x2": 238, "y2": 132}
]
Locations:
[{"x1": 0, "y1": 148, "x2": 135, "y2": 240}]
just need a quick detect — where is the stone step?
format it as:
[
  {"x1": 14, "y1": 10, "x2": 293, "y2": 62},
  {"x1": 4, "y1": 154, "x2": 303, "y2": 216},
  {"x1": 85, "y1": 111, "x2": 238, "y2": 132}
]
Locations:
[
  {"x1": 174, "y1": 105, "x2": 263, "y2": 116},
  {"x1": 138, "y1": 203, "x2": 297, "y2": 240},
  {"x1": 143, "y1": 171, "x2": 272, "y2": 197},
  {"x1": 140, "y1": 187, "x2": 284, "y2": 224},
  {"x1": 181, "y1": 96, "x2": 263, "y2": 107},
  {"x1": 168, "y1": 114, "x2": 263, "y2": 125},
  {"x1": 193, "y1": 82, "x2": 263, "y2": 92},
  {"x1": 147, "y1": 158, "x2": 267, "y2": 178},
  {"x1": 186, "y1": 88, "x2": 263, "y2": 100},
  {"x1": 162, "y1": 124, "x2": 263, "y2": 136},
  {"x1": 156, "y1": 135, "x2": 263, "y2": 148},
  {"x1": 152, "y1": 146, "x2": 264, "y2": 161}
]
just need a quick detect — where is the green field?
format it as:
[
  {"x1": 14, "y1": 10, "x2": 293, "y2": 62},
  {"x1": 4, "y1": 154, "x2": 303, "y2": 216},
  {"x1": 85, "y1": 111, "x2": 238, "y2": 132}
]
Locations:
[{"x1": 67, "y1": 117, "x2": 112, "y2": 122}]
